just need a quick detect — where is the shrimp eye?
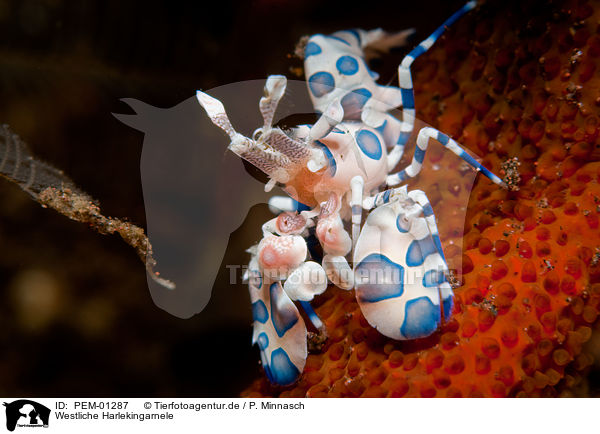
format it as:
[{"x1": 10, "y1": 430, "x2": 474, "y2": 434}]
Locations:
[
  {"x1": 396, "y1": 214, "x2": 411, "y2": 233},
  {"x1": 276, "y1": 212, "x2": 307, "y2": 234}
]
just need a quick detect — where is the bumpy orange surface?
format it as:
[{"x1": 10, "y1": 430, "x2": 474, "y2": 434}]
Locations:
[{"x1": 243, "y1": 0, "x2": 600, "y2": 397}]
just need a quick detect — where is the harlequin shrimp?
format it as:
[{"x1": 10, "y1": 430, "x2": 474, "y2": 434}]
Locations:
[{"x1": 197, "y1": 0, "x2": 506, "y2": 386}]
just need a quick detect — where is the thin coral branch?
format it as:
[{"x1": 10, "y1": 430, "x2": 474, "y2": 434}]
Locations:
[{"x1": 0, "y1": 124, "x2": 175, "y2": 290}]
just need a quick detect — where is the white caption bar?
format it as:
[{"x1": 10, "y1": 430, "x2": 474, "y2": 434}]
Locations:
[{"x1": 0, "y1": 398, "x2": 595, "y2": 433}]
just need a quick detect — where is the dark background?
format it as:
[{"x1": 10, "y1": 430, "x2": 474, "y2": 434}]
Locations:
[{"x1": 0, "y1": 0, "x2": 517, "y2": 397}]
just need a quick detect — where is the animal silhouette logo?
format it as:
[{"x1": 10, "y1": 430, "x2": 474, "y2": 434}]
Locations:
[{"x1": 3, "y1": 400, "x2": 50, "y2": 431}]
